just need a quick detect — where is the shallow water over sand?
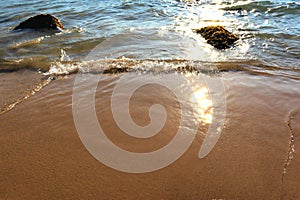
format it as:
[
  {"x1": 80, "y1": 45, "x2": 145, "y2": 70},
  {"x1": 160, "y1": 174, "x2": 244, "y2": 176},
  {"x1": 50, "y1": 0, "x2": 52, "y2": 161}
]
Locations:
[{"x1": 1, "y1": 71, "x2": 300, "y2": 199}]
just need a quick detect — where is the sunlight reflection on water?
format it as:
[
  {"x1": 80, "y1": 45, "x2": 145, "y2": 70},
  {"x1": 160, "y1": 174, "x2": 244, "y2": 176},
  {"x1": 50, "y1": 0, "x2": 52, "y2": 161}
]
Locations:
[{"x1": 191, "y1": 87, "x2": 213, "y2": 124}]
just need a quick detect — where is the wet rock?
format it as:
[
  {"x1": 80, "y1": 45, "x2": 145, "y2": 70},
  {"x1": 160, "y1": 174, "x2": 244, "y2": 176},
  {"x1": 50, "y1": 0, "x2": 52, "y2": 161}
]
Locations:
[
  {"x1": 14, "y1": 14, "x2": 64, "y2": 30},
  {"x1": 222, "y1": 7, "x2": 243, "y2": 11},
  {"x1": 103, "y1": 67, "x2": 131, "y2": 74},
  {"x1": 176, "y1": 65, "x2": 198, "y2": 73},
  {"x1": 195, "y1": 26, "x2": 239, "y2": 49}
]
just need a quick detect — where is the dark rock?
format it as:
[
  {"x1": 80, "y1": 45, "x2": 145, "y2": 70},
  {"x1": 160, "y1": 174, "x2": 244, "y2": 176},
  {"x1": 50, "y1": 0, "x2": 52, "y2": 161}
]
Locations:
[
  {"x1": 103, "y1": 67, "x2": 131, "y2": 74},
  {"x1": 222, "y1": 7, "x2": 243, "y2": 11},
  {"x1": 176, "y1": 65, "x2": 198, "y2": 73},
  {"x1": 14, "y1": 14, "x2": 64, "y2": 31},
  {"x1": 195, "y1": 26, "x2": 239, "y2": 49}
]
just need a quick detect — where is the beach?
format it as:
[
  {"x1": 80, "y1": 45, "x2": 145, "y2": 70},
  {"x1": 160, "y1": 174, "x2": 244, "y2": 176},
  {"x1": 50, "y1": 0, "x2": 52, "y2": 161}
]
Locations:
[
  {"x1": 1, "y1": 69, "x2": 300, "y2": 199},
  {"x1": 1, "y1": 0, "x2": 300, "y2": 199}
]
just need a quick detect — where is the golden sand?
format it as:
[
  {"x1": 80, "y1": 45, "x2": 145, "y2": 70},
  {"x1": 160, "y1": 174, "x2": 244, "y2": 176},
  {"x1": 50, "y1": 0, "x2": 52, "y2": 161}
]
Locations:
[{"x1": 0, "y1": 71, "x2": 300, "y2": 199}]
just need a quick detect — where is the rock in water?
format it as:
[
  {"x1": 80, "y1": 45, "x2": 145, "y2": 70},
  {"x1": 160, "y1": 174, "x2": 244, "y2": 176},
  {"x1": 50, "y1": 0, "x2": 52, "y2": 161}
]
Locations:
[
  {"x1": 14, "y1": 14, "x2": 64, "y2": 30},
  {"x1": 195, "y1": 26, "x2": 239, "y2": 49}
]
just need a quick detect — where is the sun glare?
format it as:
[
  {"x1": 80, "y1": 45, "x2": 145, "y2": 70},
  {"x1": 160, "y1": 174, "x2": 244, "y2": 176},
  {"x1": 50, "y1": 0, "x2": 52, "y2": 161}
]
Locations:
[{"x1": 191, "y1": 87, "x2": 213, "y2": 124}]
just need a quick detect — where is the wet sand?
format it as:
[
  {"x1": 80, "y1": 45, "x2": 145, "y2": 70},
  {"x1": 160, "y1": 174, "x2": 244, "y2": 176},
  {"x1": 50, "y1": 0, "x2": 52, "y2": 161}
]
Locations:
[{"x1": 1, "y1": 71, "x2": 300, "y2": 199}]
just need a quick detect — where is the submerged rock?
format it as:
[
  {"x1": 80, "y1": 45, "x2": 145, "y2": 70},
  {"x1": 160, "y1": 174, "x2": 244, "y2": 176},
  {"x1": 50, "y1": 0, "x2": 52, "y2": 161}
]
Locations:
[
  {"x1": 195, "y1": 26, "x2": 239, "y2": 49},
  {"x1": 14, "y1": 14, "x2": 64, "y2": 31}
]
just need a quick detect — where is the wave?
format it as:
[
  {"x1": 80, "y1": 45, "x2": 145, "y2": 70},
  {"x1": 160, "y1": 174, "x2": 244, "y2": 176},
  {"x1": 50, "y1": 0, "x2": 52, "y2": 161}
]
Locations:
[
  {"x1": 222, "y1": 1, "x2": 300, "y2": 15},
  {"x1": 3, "y1": 56, "x2": 300, "y2": 81},
  {"x1": 1, "y1": 57, "x2": 300, "y2": 116}
]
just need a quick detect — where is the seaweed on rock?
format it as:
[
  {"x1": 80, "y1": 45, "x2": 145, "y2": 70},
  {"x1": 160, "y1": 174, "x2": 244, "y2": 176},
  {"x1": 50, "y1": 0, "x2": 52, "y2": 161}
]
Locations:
[{"x1": 195, "y1": 26, "x2": 239, "y2": 49}]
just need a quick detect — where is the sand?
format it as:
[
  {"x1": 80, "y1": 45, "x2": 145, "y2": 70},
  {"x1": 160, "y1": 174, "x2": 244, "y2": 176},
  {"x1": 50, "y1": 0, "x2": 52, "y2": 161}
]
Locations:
[{"x1": 1, "y1": 71, "x2": 300, "y2": 199}]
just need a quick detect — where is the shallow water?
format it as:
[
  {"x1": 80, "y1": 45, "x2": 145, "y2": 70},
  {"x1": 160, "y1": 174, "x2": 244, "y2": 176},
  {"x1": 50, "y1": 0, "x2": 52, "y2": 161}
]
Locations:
[
  {"x1": 0, "y1": 0, "x2": 300, "y2": 153},
  {"x1": 1, "y1": 0, "x2": 299, "y2": 107},
  {"x1": 0, "y1": 0, "x2": 299, "y2": 152},
  {"x1": 0, "y1": 0, "x2": 299, "y2": 70}
]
